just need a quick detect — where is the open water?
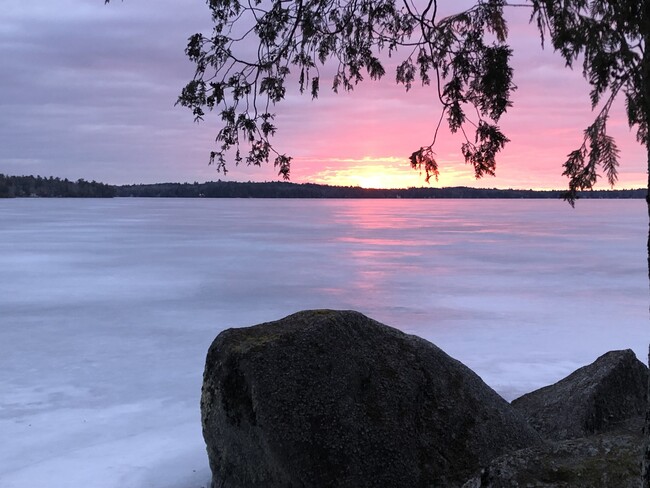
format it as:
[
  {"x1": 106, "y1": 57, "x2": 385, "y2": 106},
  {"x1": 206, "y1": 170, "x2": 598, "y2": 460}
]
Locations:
[{"x1": 0, "y1": 198, "x2": 647, "y2": 487}]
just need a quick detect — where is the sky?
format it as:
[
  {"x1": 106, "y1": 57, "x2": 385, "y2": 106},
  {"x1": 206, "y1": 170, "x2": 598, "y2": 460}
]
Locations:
[{"x1": 1, "y1": 0, "x2": 647, "y2": 189}]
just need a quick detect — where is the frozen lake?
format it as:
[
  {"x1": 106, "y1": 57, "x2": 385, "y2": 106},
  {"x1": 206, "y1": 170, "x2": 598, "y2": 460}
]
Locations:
[{"x1": 1, "y1": 198, "x2": 647, "y2": 488}]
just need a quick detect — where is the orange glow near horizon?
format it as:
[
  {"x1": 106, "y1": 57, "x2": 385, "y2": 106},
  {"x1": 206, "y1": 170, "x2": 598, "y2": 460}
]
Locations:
[
  {"x1": 284, "y1": 136, "x2": 648, "y2": 190},
  {"x1": 291, "y1": 156, "x2": 492, "y2": 189},
  {"x1": 290, "y1": 158, "x2": 647, "y2": 191}
]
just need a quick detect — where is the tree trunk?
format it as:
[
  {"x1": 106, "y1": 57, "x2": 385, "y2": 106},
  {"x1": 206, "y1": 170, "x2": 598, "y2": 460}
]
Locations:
[
  {"x1": 644, "y1": 344, "x2": 650, "y2": 488},
  {"x1": 641, "y1": 141, "x2": 650, "y2": 488},
  {"x1": 641, "y1": 5, "x2": 650, "y2": 476},
  {"x1": 643, "y1": 10, "x2": 650, "y2": 476}
]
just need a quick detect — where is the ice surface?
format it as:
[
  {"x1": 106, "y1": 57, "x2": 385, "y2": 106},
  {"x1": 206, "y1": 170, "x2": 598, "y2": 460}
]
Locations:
[{"x1": 1, "y1": 198, "x2": 647, "y2": 487}]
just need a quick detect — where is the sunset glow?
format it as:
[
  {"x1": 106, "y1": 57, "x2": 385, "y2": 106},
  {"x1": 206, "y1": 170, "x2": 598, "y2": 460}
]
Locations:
[
  {"x1": 296, "y1": 158, "x2": 493, "y2": 189},
  {"x1": 297, "y1": 158, "x2": 424, "y2": 189}
]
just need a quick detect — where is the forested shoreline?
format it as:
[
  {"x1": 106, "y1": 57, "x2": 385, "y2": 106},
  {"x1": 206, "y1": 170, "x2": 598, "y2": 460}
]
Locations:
[
  {"x1": 1, "y1": 174, "x2": 645, "y2": 199},
  {"x1": 116, "y1": 180, "x2": 646, "y2": 199},
  {"x1": 0, "y1": 174, "x2": 116, "y2": 198}
]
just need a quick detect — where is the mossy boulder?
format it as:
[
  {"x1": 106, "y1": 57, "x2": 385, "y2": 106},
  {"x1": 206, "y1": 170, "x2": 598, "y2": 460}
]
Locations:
[{"x1": 201, "y1": 310, "x2": 541, "y2": 488}]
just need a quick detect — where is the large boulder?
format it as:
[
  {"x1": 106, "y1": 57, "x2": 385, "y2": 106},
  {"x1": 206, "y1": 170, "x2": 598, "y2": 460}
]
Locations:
[
  {"x1": 511, "y1": 350, "x2": 648, "y2": 441},
  {"x1": 201, "y1": 310, "x2": 541, "y2": 488}
]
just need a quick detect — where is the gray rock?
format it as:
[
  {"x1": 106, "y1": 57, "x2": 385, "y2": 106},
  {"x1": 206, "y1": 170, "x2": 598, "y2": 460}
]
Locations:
[
  {"x1": 511, "y1": 350, "x2": 648, "y2": 441},
  {"x1": 462, "y1": 430, "x2": 643, "y2": 488},
  {"x1": 201, "y1": 310, "x2": 542, "y2": 488}
]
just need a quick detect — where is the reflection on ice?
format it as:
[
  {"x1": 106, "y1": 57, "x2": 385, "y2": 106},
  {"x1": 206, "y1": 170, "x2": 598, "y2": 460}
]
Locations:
[{"x1": 0, "y1": 198, "x2": 646, "y2": 488}]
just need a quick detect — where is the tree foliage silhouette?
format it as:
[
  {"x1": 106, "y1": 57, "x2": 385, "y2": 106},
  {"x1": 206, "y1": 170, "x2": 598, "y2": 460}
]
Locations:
[
  {"x1": 173, "y1": 0, "x2": 515, "y2": 182},
  {"x1": 105, "y1": 2, "x2": 647, "y2": 201},
  {"x1": 530, "y1": 0, "x2": 648, "y2": 203}
]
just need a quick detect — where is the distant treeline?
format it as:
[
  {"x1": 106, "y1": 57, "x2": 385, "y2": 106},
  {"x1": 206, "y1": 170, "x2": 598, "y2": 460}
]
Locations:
[
  {"x1": 116, "y1": 180, "x2": 646, "y2": 199},
  {"x1": 1, "y1": 174, "x2": 646, "y2": 199},
  {"x1": 0, "y1": 174, "x2": 116, "y2": 198}
]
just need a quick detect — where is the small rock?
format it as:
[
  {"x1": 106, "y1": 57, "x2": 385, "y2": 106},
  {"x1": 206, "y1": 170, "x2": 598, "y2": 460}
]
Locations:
[
  {"x1": 511, "y1": 349, "x2": 648, "y2": 441},
  {"x1": 462, "y1": 431, "x2": 643, "y2": 488}
]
